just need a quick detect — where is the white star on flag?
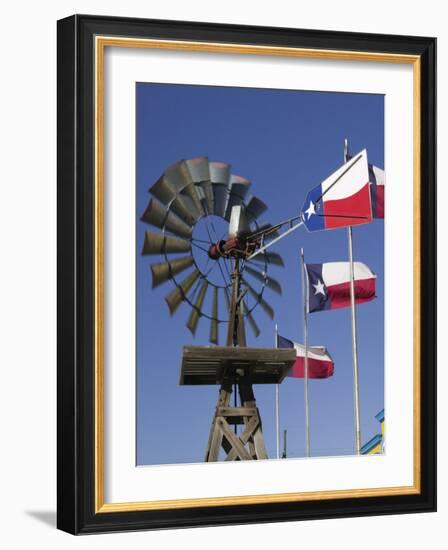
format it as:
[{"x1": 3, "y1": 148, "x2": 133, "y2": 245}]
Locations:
[
  {"x1": 313, "y1": 279, "x2": 326, "y2": 296},
  {"x1": 305, "y1": 201, "x2": 316, "y2": 220}
]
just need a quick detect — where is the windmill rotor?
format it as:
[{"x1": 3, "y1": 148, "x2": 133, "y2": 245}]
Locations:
[{"x1": 141, "y1": 156, "x2": 285, "y2": 344}]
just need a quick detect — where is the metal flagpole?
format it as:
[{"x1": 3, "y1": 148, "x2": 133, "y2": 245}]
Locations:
[
  {"x1": 344, "y1": 139, "x2": 362, "y2": 455},
  {"x1": 282, "y1": 429, "x2": 287, "y2": 459},
  {"x1": 300, "y1": 248, "x2": 311, "y2": 457},
  {"x1": 274, "y1": 323, "x2": 280, "y2": 459}
]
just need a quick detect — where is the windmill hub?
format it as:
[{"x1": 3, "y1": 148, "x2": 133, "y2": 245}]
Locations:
[
  {"x1": 207, "y1": 238, "x2": 257, "y2": 261},
  {"x1": 191, "y1": 214, "x2": 233, "y2": 287}
]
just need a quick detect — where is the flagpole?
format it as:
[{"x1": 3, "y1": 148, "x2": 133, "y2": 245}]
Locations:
[
  {"x1": 344, "y1": 139, "x2": 362, "y2": 455},
  {"x1": 274, "y1": 323, "x2": 280, "y2": 459},
  {"x1": 282, "y1": 429, "x2": 287, "y2": 459},
  {"x1": 300, "y1": 247, "x2": 311, "y2": 457}
]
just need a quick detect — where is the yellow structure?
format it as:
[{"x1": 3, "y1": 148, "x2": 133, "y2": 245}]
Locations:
[{"x1": 361, "y1": 409, "x2": 384, "y2": 455}]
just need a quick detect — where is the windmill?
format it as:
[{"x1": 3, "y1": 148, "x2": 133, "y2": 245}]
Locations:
[{"x1": 141, "y1": 157, "x2": 300, "y2": 461}]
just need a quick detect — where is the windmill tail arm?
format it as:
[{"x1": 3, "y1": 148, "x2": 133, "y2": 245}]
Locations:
[{"x1": 246, "y1": 219, "x2": 304, "y2": 261}]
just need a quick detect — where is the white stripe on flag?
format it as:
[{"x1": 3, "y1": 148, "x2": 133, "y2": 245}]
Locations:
[
  {"x1": 292, "y1": 343, "x2": 333, "y2": 362},
  {"x1": 321, "y1": 261, "x2": 376, "y2": 287},
  {"x1": 321, "y1": 149, "x2": 369, "y2": 201}
]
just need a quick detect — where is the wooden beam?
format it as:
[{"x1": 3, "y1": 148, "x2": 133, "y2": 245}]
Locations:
[
  {"x1": 218, "y1": 407, "x2": 257, "y2": 417},
  {"x1": 251, "y1": 418, "x2": 268, "y2": 459},
  {"x1": 225, "y1": 416, "x2": 259, "y2": 462},
  {"x1": 207, "y1": 422, "x2": 223, "y2": 462},
  {"x1": 218, "y1": 418, "x2": 253, "y2": 461},
  {"x1": 204, "y1": 379, "x2": 232, "y2": 461}
]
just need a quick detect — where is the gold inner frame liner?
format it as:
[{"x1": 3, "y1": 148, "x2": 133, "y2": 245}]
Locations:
[{"x1": 94, "y1": 36, "x2": 421, "y2": 513}]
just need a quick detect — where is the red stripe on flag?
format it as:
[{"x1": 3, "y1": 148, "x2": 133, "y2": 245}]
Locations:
[
  {"x1": 375, "y1": 185, "x2": 384, "y2": 218},
  {"x1": 326, "y1": 278, "x2": 376, "y2": 310},
  {"x1": 288, "y1": 357, "x2": 334, "y2": 379},
  {"x1": 323, "y1": 183, "x2": 372, "y2": 228}
]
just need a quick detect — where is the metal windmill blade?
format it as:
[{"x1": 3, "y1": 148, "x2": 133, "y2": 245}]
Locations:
[
  {"x1": 164, "y1": 160, "x2": 204, "y2": 218},
  {"x1": 141, "y1": 199, "x2": 192, "y2": 239},
  {"x1": 209, "y1": 286, "x2": 219, "y2": 345},
  {"x1": 151, "y1": 256, "x2": 194, "y2": 288},
  {"x1": 244, "y1": 265, "x2": 282, "y2": 295},
  {"x1": 185, "y1": 157, "x2": 214, "y2": 215},
  {"x1": 142, "y1": 231, "x2": 191, "y2": 256},
  {"x1": 150, "y1": 175, "x2": 198, "y2": 226},
  {"x1": 243, "y1": 301, "x2": 260, "y2": 338},
  {"x1": 223, "y1": 286, "x2": 231, "y2": 312},
  {"x1": 186, "y1": 280, "x2": 209, "y2": 335},
  {"x1": 165, "y1": 269, "x2": 201, "y2": 315},
  {"x1": 247, "y1": 251, "x2": 284, "y2": 267},
  {"x1": 224, "y1": 174, "x2": 251, "y2": 221},
  {"x1": 244, "y1": 280, "x2": 275, "y2": 320},
  {"x1": 228, "y1": 204, "x2": 252, "y2": 239},
  {"x1": 245, "y1": 196, "x2": 268, "y2": 222},
  {"x1": 210, "y1": 161, "x2": 231, "y2": 217}
]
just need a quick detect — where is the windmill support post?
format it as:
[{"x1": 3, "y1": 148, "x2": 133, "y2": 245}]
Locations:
[
  {"x1": 200, "y1": 258, "x2": 293, "y2": 462},
  {"x1": 177, "y1": 230, "x2": 295, "y2": 463},
  {"x1": 206, "y1": 257, "x2": 266, "y2": 461}
]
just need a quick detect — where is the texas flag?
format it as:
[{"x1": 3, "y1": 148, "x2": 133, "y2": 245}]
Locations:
[
  {"x1": 306, "y1": 262, "x2": 376, "y2": 313},
  {"x1": 348, "y1": 154, "x2": 385, "y2": 219},
  {"x1": 369, "y1": 162, "x2": 385, "y2": 219},
  {"x1": 277, "y1": 335, "x2": 334, "y2": 379},
  {"x1": 301, "y1": 149, "x2": 372, "y2": 232}
]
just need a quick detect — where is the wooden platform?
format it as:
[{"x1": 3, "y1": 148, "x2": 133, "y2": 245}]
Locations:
[{"x1": 180, "y1": 346, "x2": 296, "y2": 385}]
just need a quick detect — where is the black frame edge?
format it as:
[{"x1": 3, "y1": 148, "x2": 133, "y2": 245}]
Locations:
[
  {"x1": 57, "y1": 14, "x2": 437, "y2": 535},
  {"x1": 419, "y1": 36, "x2": 437, "y2": 514},
  {"x1": 57, "y1": 14, "x2": 79, "y2": 535}
]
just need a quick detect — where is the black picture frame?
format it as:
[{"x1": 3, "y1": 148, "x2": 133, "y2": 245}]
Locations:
[{"x1": 57, "y1": 14, "x2": 436, "y2": 534}]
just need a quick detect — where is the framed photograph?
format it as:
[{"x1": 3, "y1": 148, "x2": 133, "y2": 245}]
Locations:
[{"x1": 57, "y1": 14, "x2": 436, "y2": 534}]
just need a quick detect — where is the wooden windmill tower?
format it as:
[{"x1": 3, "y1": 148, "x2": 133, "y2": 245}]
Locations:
[{"x1": 141, "y1": 157, "x2": 298, "y2": 461}]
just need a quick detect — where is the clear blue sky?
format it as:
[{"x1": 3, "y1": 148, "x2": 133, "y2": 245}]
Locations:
[{"x1": 136, "y1": 82, "x2": 384, "y2": 465}]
